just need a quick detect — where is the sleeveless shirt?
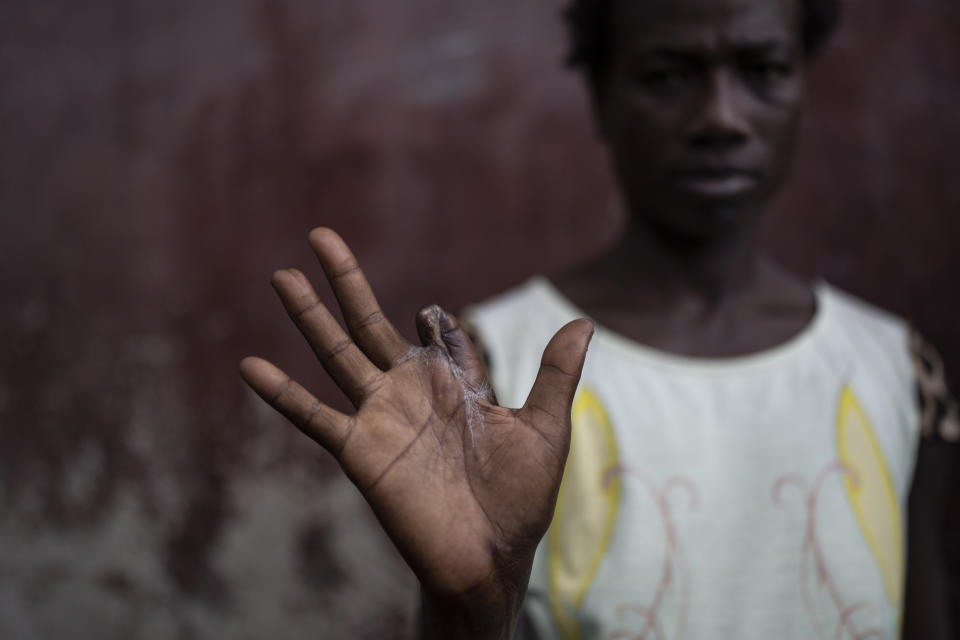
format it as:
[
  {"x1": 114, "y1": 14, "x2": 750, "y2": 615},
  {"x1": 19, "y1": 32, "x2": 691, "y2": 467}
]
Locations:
[{"x1": 465, "y1": 278, "x2": 920, "y2": 640}]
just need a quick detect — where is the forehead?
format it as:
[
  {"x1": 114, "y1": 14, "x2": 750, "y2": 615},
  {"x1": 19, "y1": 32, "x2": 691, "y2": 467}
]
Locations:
[{"x1": 612, "y1": 0, "x2": 800, "y2": 54}]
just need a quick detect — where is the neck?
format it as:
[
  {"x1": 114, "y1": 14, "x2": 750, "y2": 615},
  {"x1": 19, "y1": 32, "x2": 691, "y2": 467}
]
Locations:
[
  {"x1": 553, "y1": 211, "x2": 775, "y2": 322},
  {"x1": 550, "y1": 211, "x2": 817, "y2": 356},
  {"x1": 602, "y1": 214, "x2": 764, "y2": 302}
]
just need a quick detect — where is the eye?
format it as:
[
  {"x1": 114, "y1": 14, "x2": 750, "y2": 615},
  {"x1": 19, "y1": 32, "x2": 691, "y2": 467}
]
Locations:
[
  {"x1": 743, "y1": 60, "x2": 794, "y2": 85},
  {"x1": 635, "y1": 66, "x2": 695, "y2": 93}
]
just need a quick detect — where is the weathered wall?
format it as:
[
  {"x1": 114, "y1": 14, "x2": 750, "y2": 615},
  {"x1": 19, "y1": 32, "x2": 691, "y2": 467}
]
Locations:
[{"x1": 0, "y1": 1, "x2": 957, "y2": 638}]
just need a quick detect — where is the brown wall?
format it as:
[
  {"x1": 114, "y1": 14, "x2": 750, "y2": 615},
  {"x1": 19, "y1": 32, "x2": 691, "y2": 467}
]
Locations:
[{"x1": 1, "y1": 1, "x2": 957, "y2": 637}]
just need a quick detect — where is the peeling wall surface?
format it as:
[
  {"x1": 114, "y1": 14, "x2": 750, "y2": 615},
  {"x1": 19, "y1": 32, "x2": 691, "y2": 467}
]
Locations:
[{"x1": 1, "y1": 1, "x2": 958, "y2": 638}]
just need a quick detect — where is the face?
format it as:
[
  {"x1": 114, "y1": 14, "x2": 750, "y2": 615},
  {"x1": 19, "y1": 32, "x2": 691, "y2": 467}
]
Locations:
[{"x1": 595, "y1": 0, "x2": 804, "y2": 239}]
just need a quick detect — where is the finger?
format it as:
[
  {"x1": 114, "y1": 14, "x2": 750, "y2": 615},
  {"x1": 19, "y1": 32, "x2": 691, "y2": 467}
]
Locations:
[
  {"x1": 416, "y1": 305, "x2": 494, "y2": 401},
  {"x1": 415, "y1": 304, "x2": 444, "y2": 349},
  {"x1": 523, "y1": 319, "x2": 594, "y2": 433},
  {"x1": 240, "y1": 356, "x2": 352, "y2": 454},
  {"x1": 308, "y1": 228, "x2": 411, "y2": 369},
  {"x1": 272, "y1": 268, "x2": 384, "y2": 407}
]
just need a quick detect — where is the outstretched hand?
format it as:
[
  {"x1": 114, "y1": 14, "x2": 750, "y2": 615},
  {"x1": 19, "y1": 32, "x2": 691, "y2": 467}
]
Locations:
[{"x1": 241, "y1": 228, "x2": 592, "y2": 637}]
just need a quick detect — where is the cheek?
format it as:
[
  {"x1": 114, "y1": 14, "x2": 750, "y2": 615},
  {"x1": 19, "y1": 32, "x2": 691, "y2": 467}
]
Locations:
[
  {"x1": 609, "y1": 106, "x2": 680, "y2": 167},
  {"x1": 761, "y1": 82, "x2": 804, "y2": 161},
  {"x1": 763, "y1": 104, "x2": 803, "y2": 172},
  {"x1": 602, "y1": 84, "x2": 679, "y2": 140}
]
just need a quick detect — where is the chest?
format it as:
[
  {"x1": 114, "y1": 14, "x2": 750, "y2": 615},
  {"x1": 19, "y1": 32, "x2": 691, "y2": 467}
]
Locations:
[{"x1": 523, "y1": 354, "x2": 916, "y2": 639}]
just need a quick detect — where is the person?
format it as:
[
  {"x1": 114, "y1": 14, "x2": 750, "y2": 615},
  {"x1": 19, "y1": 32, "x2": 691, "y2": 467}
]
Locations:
[{"x1": 240, "y1": 0, "x2": 958, "y2": 637}]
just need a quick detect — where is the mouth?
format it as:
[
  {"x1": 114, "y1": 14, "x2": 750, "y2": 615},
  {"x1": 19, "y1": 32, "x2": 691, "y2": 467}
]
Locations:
[{"x1": 670, "y1": 169, "x2": 760, "y2": 200}]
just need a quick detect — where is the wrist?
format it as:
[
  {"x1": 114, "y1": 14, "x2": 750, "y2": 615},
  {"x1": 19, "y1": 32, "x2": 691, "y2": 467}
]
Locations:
[
  {"x1": 419, "y1": 585, "x2": 525, "y2": 640},
  {"x1": 418, "y1": 559, "x2": 532, "y2": 640}
]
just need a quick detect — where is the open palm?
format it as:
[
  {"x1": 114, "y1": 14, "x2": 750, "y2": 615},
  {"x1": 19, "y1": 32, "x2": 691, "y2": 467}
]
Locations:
[{"x1": 241, "y1": 228, "x2": 592, "y2": 629}]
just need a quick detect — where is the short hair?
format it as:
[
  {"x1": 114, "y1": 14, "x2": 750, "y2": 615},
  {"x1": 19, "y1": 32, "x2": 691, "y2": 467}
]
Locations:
[{"x1": 563, "y1": 0, "x2": 842, "y2": 94}]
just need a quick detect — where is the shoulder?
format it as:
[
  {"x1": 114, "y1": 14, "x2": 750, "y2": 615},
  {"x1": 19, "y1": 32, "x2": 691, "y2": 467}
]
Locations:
[
  {"x1": 462, "y1": 277, "x2": 579, "y2": 347},
  {"x1": 815, "y1": 282, "x2": 915, "y2": 384},
  {"x1": 461, "y1": 277, "x2": 581, "y2": 406},
  {"x1": 818, "y1": 283, "x2": 910, "y2": 346},
  {"x1": 820, "y1": 283, "x2": 958, "y2": 444},
  {"x1": 464, "y1": 277, "x2": 565, "y2": 321},
  {"x1": 816, "y1": 283, "x2": 915, "y2": 393}
]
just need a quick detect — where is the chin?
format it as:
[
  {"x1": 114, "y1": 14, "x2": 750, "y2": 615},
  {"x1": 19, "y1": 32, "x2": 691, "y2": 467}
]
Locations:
[{"x1": 643, "y1": 196, "x2": 766, "y2": 243}]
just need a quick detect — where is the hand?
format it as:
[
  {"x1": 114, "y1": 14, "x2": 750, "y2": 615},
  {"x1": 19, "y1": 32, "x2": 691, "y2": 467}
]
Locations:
[{"x1": 240, "y1": 228, "x2": 592, "y2": 637}]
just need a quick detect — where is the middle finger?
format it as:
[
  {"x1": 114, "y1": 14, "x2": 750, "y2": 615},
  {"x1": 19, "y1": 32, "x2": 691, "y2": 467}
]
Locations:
[
  {"x1": 273, "y1": 268, "x2": 384, "y2": 407},
  {"x1": 308, "y1": 227, "x2": 412, "y2": 369}
]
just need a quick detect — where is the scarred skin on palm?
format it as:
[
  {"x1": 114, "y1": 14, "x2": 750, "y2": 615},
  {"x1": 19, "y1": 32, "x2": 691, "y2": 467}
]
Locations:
[{"x1": 240, "y1": 228, "x2": 593, "y2": 640}]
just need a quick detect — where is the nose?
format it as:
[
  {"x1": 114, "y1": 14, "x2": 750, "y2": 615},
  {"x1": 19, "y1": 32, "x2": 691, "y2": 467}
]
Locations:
[{"x1": 686, "y1": 69, "x2": 751, "y2": 147}]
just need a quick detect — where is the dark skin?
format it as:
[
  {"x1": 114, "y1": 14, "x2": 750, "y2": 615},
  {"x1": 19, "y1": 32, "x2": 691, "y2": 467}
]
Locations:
[
  {"x1": 242, "y1": 0, "x2": 954, "y2": 637},
  {"x1": 242, "y1": 229, "x2": 594, "y2": 640},
  {"x1": 556, "y1": 0, "x2": 814, "y2": 357},
  {"x1": 555, "y1": 1, "x2": 952, "y2": 638}
]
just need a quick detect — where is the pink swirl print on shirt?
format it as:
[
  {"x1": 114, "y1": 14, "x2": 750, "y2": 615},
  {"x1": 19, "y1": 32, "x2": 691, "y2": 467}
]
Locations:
[
  {"x1": 603, "y1": 465, "x2": 698, "y2": 640},
  {"x1": 772, "y1": 463, "x2": 884, "y2": 640}
]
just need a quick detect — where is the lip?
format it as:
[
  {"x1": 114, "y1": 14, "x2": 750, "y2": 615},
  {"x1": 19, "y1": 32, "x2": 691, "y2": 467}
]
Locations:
[{"x1": 670, "y1": 169, "x2": 760, "y2": 199}]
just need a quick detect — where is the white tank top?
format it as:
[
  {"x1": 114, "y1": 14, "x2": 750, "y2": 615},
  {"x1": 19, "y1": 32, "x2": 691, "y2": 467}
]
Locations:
[{"x1": 465, "y1": 278, "x2": 919, "y2": 640}]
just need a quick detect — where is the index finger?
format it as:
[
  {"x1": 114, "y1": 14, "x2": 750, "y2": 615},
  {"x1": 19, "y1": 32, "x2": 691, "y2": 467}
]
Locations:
[
  {"x1": 239, "y1": 356, "x2": 352, "y2": 455},
  {"x1": 308, "y1": 228, "x2": 411, "y2": 369}
]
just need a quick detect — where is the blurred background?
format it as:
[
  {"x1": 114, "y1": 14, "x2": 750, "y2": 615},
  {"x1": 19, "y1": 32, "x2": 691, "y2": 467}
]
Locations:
[{"x1": 1, "y1": 0, "x2": 958, "y2": 638}]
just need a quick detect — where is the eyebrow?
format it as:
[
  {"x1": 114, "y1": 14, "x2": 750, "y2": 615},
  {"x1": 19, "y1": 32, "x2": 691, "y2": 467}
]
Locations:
[
  {"x1": 634, "y1": 39, "x2": 796, "y2": 58},
  {"x1": 632, "y1": 40, "x2": 796, "y2": 61}
]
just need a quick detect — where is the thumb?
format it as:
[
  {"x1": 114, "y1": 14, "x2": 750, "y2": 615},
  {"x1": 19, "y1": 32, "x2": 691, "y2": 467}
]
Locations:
[{"x1": 523, "y1": 318, "x2": 594, "y2": 428}]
